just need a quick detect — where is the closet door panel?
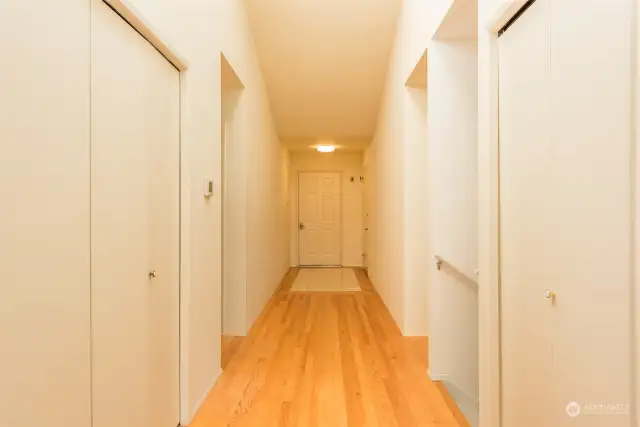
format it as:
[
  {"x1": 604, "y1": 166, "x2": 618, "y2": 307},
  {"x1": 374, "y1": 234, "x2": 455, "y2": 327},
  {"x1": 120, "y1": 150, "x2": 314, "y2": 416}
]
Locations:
[
  {"x1": 548, "y1": 0, "x2": 632, "y2": 424},
  {"x1": 0, "y1": 1, "x2": 91, "y2": 426},
  {"x1": 91, "y1": 1, "x2": 180, "y2": 426},
  {"x1": 498, "y1": 0, "x2": 554, "y2": 425},
  {"x1": 147, "y1": 28, "x2": 180, "y2": 427},
  {"x1": 91, "y1": 1, "x2": 151, "y2": 426}
]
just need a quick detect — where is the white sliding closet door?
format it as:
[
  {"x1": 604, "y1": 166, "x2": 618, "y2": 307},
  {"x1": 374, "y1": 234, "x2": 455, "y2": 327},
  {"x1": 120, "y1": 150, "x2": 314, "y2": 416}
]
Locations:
[
  {"x1": 499, "y1": 1, "x2": 553, "y2": 425},
  {"x1": 500, "y1": 0, "x2": 632, "y2": 426},
  {"x1": 0, "y1": 2, "x2": 91, "y2": 426},
  {"x1": 547, "y1": 1, "x2": 632, "y2": 425},
  {"x1": 91, "y1": 2, "x2": 180, "y2": 427}
]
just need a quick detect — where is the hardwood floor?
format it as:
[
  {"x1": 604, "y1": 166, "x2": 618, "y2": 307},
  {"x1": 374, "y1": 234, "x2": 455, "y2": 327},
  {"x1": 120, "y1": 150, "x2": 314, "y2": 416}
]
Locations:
[
  {"x1": 221, "y1": 335, "x2": 244, "y2": 371},
  {"x1": 193, "y1": 268, "x2": 464, "y2": 427},
  {"x1": 435, "y1": 382, "x2": 472, "y2": 427}
]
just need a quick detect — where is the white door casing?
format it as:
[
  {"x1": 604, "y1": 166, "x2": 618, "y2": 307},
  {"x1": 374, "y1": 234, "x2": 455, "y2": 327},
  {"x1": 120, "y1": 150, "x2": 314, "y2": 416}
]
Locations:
[
  {"x1": 91, "y1": 1, "x2": 180, "y2": 427},
  {"x1": 298, "y1": 172, "x2": 342, "y2": 266}
]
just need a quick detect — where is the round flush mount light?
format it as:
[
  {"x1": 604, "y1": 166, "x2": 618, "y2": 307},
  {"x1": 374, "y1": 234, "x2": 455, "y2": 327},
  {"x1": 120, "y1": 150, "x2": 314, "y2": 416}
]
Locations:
[{"x1": 316, "y1": 145, "x2": 336, "y2": 153}]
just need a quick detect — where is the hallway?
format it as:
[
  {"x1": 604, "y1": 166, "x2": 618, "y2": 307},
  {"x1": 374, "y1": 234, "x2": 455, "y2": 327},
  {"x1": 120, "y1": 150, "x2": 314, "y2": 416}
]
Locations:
[
  {"x1": 196, "y1": 269, "x2": 465, "y2": 427},
  {"x1": 3, "y1": 1, "x2": 638, "y2": 427}
]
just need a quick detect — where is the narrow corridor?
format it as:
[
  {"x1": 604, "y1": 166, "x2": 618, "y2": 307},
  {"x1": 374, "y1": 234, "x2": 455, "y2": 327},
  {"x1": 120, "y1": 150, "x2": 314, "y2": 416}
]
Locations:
[{"x1": 194, "y1": 269, "x2": 467, "y2": 427}]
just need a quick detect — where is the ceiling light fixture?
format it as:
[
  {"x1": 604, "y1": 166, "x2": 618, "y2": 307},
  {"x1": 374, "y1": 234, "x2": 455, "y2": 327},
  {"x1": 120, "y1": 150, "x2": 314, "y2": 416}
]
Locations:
[{"x1": 316, "y1": 145, "x2": 336, "y2": 153}]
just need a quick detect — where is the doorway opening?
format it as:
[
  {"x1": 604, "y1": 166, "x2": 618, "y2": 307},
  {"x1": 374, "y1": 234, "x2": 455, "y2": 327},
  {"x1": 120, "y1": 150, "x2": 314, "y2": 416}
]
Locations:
[
  {"x1": 221, "y1": 53, "x2": 245, "y2": 370},
  {"x1": 403, "y1": 49, "x2": 429, "y2": 339},
  {"x1": 426, "y1": 0, "x2": 479, "y2": 425}
]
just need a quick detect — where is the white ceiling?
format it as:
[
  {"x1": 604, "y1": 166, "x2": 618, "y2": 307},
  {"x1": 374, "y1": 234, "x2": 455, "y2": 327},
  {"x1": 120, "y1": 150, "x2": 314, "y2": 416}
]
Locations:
[{"x1": 244, "y1": 0, "x2": 402, "y2": 151}]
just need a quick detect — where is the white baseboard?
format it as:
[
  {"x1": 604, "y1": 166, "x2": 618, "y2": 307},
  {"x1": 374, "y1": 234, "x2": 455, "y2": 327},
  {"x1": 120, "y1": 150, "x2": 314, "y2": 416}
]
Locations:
[
  {"x1": 290, "y1": 264, "x2": 364, "y2": 268},
  {"x1": 429, "y1": 373, "x2": 479, "y2": 427},
  {"x1": 428, "y1": 371, "x2": 450, "y2": 382},
  {"x1": 181, "y1": 369, "x2": 222, "y2": 426}
]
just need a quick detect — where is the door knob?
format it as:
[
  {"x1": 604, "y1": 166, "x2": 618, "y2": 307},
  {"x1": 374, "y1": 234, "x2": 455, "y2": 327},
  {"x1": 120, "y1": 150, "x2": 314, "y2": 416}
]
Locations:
[
  {"x1": 433, "y1": 254, "x2": 443, "y2": 271},
  {"x1": 149, "y1": 270, "x2": 157, "y2": 279},
  {"x1": 299, "y1": 223, "x2": 305, "y2": 230},
  {"x1": 543, "y1": 289, "x2": 556, "y2": 299}
]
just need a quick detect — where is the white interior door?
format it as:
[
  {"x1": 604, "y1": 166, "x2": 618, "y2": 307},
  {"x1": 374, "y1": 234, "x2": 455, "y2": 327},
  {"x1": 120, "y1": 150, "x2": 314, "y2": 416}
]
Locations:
[
  {"x1": 499, "y1": 1, "x2": 632, "y2": 425},
  {"x1": 298, "y1": 172, "x2": 341, "y2": 266},
  {"x1": 91, "y1": 1, "x2": 180, "y2": 427},
  {"x1": 147, "y1": 28, "x2": 181, "y2": 427},
  {"x1": 0, "y1": 1, "x2": 92, "y2": 426},
  {"x1": 499, "y1": 1, "x2": 554, "y2": 425},
  {"x1": 546, "y1": 0, "x2": 631, "y2": 424}
]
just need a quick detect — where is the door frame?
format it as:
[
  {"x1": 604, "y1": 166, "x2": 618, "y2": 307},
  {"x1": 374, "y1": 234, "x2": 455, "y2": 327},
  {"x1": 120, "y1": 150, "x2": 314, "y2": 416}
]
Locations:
[
  {"x1": 480, "y1": 2, "x2": 639, "y2": 427},
  {"x1": 296, "y1": 171, "x2": 343, "y2": 267},
  {"x1": 100, "y1": 0, "x2": 189, "y2": 423}
]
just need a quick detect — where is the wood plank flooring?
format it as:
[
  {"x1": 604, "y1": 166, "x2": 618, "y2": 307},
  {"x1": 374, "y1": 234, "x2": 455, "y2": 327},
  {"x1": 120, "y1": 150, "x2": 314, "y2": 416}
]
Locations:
[
  {"x1": 221, "y1": 335, "x2": 244, "y2": 371},
  {"x1": 194, "y1": 268, "x2": 464, "y2": 427}
]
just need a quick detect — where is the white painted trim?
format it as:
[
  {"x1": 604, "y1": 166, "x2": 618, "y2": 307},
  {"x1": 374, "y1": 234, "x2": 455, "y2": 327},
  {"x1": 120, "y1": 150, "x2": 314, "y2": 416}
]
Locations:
[
  {"x1": 181, "y1": 369, "x2": 222, "y2": 426},
  {"x1": 428, "y1": 371, "x2": 450, "y2": 382},
  {"x1": 634, "y1": 0, "x2": 639, "y2": 421},
  {"x1": 442, "y1": 379, "x2": 479, "y2": 405},
  {"x1": 441, "y1": 379, "x2": 479, "y2": 427},
  {"x1": 102, "y1": 0, "x2": 189, "y2": 70},
  {"x1": 178, "y1": 73, "x2": 192, "y2": 427},
  {"x1": 429, "y1": 372, "x2": 478, "y2": 426}
]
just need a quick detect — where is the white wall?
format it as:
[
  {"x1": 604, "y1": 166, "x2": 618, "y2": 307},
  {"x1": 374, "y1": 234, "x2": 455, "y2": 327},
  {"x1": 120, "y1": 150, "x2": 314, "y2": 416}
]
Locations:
[
  {"x1": 289, "y1": 151, "x2": 364, "y2": 267},
  {"x1": 366, "y1": 0, "x2": 434, "y2": 336},
  {"x1": 125, "y1": 0, "x2": 289, "y2": 423},
  {"x1": 0, "y1": 1, "x2": 92, "y2": 426},
  {"x1": 427, "y1": 39, "x2": 478, "y2": 415}
]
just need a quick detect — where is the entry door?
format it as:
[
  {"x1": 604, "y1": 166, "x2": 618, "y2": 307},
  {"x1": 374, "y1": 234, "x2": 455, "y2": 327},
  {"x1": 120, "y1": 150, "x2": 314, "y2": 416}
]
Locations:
[
  {"x1": 298, "y1": 172, "x2": 341, "y2": 266},
  {"x1": 499, "y1": 0, "x2": 632, "y2": 425},
  {"x1": 91, "y1": 2, "x2": 180, "y2": 427}
]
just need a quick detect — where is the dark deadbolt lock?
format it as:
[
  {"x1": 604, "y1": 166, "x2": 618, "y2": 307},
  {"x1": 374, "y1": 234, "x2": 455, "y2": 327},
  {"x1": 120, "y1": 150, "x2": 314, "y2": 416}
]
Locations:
[{"x1": 299, "y1": 223, "x2": 305, "y2": 230}]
